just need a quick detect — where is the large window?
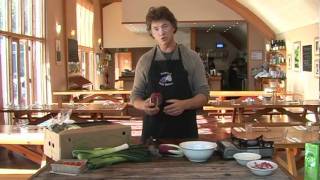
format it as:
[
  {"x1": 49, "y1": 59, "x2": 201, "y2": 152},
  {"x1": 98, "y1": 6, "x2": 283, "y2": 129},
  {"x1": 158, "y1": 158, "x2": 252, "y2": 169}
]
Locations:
[
  {"x1": 0, "y1": 0, "x2": 47, "y2": 124},
  {"x1": 0, "y1": 0, "x2": 8, "y2": 31},
  {"x1": 76, "y1": 1, "x2": 94, "y2": 48},
  {"x1": 75, "y1": 0, "x2": 96, "y2": 88}
]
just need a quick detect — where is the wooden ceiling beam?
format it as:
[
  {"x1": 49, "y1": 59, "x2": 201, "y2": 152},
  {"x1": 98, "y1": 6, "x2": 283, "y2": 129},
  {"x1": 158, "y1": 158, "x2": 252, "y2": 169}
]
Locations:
[
  {"x1": 100, "y1": 0, "x2": 121, "y2": 8},
  {"x1": 217, "y1": 0, "x2": 275, "y2": 40}
]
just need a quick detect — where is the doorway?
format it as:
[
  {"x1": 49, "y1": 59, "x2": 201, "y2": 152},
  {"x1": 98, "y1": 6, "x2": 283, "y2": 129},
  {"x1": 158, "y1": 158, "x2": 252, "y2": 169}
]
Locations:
[{"x1": 191, "y1": 21, "x2": 248, "y2": 90}]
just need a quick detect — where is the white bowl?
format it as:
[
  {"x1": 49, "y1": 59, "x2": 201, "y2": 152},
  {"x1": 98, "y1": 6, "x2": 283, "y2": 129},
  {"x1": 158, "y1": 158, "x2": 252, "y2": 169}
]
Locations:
[
  {"x1": 247, "y1": 160, "x2": 278, "y2": 176},
  {"x1": 233, "y1": 152, "x2": 261, "y2": 166},
  {"x1": 179, "y1": 141, "x2": 217, "y2": 162}
]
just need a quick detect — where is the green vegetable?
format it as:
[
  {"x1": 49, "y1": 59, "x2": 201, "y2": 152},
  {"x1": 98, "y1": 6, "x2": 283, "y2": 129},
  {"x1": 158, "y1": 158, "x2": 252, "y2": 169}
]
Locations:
[
  {"x1": 73, "y1": 144, "x2": 152, "y2": 169},
  {"x1": 72, "y1": 143, "x2": 129, "y2": 160}
]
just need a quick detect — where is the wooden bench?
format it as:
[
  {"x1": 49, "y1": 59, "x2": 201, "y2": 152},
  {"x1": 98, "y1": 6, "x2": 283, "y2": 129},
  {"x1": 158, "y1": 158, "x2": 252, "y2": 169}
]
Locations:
[{"x1": 0, "y1": 125, "x2": 45, "y2": 166}]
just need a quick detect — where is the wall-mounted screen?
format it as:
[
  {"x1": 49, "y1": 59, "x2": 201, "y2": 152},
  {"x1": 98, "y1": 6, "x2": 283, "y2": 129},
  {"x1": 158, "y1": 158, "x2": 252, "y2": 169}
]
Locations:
[{"x1": 216, "y1": 42, "x2": 225, "y2": 49}]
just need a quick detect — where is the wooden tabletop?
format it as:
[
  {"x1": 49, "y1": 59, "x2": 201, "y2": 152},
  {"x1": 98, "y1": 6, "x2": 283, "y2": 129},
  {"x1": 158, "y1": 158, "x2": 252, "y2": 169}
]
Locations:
[
  {"x1": 209, "y1": 91, "x2": 300, "y2": 97},
  {"x1": 52, "y1": 90, "x2": 131, "y2": 96},
  {"x1": 231, "y1": 126, "x2": 320, "y2": 148},
  {"x1": 0, "y1": 103, "x2": 127, "y2": 113},
  {"x1": 31, "y1": 156, "x2": 290, "y2": 179},
  {"x1": 210, "y1": 91, "x2": 264, "y2": 97},
  {"x1": 206, "y1": 99, "x2": 320, "y2": 108},
  {"x1": 0, "y1": 125, "x2": 44, "y2": 145}
]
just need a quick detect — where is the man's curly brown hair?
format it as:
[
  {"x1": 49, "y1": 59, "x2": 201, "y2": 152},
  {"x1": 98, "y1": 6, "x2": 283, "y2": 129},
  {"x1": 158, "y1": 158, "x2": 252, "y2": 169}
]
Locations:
[{"x1": 146, "y1": 6, "x2": 177, "y2": 37}]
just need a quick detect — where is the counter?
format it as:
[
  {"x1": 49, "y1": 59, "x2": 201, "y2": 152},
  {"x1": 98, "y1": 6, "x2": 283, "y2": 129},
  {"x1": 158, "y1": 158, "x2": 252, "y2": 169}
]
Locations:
[
  {"x1": 119, "y1": 76, "x2": 134, "y2": 90},
  {"x1": 31, "y1": 156, "x2": 289, "y2": 179},
  {"x1": 208, "y1": 75, "x2": 222, "y2": 90}
]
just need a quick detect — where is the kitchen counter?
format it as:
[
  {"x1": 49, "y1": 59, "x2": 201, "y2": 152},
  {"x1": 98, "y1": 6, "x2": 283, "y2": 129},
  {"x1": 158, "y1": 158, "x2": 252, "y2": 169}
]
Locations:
[
  {"x1": 119, "y1": 76, "x2": 134, "y2": 90},
  {"x1": 31, "y1": 155, "x2": 290, "y2": 179},
  {"x1": 208, "y1": 75, "x2": 222, "y2": 90}
]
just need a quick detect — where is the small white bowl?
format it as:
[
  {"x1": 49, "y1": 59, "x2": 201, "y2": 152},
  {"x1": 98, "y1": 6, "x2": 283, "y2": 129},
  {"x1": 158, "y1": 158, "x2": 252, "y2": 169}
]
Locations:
[
  {"x1": 179, "y1": 141, "x2": 217, "y2": 162},
  {"x1": 233, "y1": 152, "x2": 261, "y2": 166},
  {"x1": 247, "y1": 160, "x2": 278, "y2": 176}
]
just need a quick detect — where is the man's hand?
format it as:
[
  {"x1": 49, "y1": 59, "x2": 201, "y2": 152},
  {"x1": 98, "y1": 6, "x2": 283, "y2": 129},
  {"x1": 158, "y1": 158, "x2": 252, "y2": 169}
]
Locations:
[
  {"x1": 163, "y1": 99, "x2": 185, "y2": 116},
  {"x1": 144, "y1": 98, "x2": 160, "y2": 115}
]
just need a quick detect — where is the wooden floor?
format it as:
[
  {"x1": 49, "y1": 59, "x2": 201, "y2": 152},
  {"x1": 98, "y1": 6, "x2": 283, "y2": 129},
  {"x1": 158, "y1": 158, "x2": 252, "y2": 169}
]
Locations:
[{"x1": 0, "y1": 114, "x2": 306, "y2": 179}]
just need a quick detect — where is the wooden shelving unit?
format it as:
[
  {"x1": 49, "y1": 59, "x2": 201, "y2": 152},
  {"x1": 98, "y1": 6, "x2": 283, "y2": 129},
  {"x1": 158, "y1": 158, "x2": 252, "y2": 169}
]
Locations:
[{"x1": 263, "y1": 49, "x2": 287, "y2": 92}]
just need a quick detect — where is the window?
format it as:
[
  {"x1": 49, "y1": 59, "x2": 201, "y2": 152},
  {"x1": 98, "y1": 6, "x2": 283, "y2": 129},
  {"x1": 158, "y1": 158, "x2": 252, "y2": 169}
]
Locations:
[
  {"x1": 23, "y1": 0, "x2": 32, "y2": 35},
  {"x1": 11, "y1": 0, "x2": 21, "y2": 33},
  {"x1": 0, "y1": 0, "x2": 47, "y2": 124},
  {"x1": 76, "y1": 1, "x2": 94, "y2": 47},
  {"x1": 75, "y1": 0, "x2": 95, "y2": 89},
  {"x1": 34, "y1": 0, "x2": 44, "y2": 37},
  {"x1": 0, "y1": 36, "x2": 8, "y2": 105},
  {"x1": 0, "y1": 0, "x2": 7, "y2": 31}
]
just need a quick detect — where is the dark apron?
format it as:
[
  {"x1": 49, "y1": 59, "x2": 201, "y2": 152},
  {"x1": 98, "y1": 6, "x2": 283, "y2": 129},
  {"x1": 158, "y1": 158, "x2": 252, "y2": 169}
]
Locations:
[{"x1": 141, "y1": 46, "x2": 198, "y2": 143}]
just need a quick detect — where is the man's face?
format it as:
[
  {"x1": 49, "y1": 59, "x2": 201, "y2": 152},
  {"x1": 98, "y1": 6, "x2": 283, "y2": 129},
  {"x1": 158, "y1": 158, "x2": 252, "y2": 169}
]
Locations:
[{"x1": 150, "y1": 20, "x2": 175, "y2": 46}]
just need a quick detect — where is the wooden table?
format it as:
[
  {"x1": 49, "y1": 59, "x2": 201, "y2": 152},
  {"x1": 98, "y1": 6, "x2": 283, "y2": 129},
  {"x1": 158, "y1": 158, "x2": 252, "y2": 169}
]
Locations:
[
  {"x1": 232, "y1": 126, "x2": 320, "y2": 178},
  {"x1": 205, "y1": 99, "x2": 320, "y2": 125},
  {"x1": 0, "y1": 103, "x2": 128, "y2": 125},
  {"x1": 30, "y1": 156, "x2": 290, "y2": 179},
  {"x1": 53, "y1": 90, "x2": 131, "y2": 106},
  {"x1": 0, "y1": 125, "x2": 45, "y2": 165},
  {"x1": 209, "y1": 91, "x2": 300, "y2": 99}
]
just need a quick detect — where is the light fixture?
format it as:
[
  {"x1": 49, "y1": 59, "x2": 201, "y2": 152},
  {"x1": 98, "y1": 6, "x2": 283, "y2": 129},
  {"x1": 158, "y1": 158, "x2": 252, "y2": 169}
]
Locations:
[
  {"x1": 71, "y1": 30, "x2": 75, "y2": 37},
  {"x1": 56, "y1": 23, "x2": 61, "y2": 35},
  {"x1": 265, "y1": 43, "x2": 271, "y2": 52},
  {"x1": 98, "y1": 38, "x2": 103, "y2": 50}
]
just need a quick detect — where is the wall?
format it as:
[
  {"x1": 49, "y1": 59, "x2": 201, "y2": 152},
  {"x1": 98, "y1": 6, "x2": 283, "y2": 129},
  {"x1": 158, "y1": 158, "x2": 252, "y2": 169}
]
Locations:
[
  {"x1": 122, "y1": 0, "x2": 243, "y2": 22},
  {"x1": 47, "y1": 0, "x2": 102, "y2": 101},
  {"x1": 92, "y1": 0, "x2": 104, "y2": 88},
  {"x1": 103, "y1": 2, "x2": 191, "y2": 48},
  {"x1": 247, "y1": 23, "x2": 266, "y2": 90},
  {"x1": 278, "y1": 23, "x2": 320, "y2": 99},
  {"x1": 46, "y1": 0, "x2": 67, "y2": 99}
]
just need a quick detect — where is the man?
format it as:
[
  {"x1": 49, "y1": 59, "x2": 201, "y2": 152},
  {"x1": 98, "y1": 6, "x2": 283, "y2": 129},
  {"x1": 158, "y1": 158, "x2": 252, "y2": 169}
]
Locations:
[{"x1": 131, "y1": 6, "x2": 209, "y2": 143}]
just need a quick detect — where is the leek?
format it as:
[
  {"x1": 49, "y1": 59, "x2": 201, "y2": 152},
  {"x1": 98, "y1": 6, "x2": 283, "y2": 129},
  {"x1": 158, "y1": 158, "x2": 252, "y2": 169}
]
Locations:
[
  {"x1": 73, "y1": 144, "x2": 152, "y2": 169},
  {"x1": 72, "y1": 143, "x2": 129, "y2": 160}
]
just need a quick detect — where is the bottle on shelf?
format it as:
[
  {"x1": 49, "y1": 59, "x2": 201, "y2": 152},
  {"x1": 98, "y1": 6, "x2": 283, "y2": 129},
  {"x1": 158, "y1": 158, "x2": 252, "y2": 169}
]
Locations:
[{"x1": 269, "y1": 39, "x2": 286, "y2": 51}]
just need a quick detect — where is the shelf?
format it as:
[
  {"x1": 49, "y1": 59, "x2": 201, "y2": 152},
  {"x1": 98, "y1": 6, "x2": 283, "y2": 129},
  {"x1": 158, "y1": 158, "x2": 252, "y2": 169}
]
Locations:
[
  {"x1": 264, "y1": 48, "x2": 287, "y2": 92},
  {"x1": 269, "y1": 63, "x2": 286, "y2": 66},
  {"x1": 260, "y1": 77, "x2": 286, "y2": 80},
  {"x1": 268, "y1": 49, "x2": 286, "y2": 53}
]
